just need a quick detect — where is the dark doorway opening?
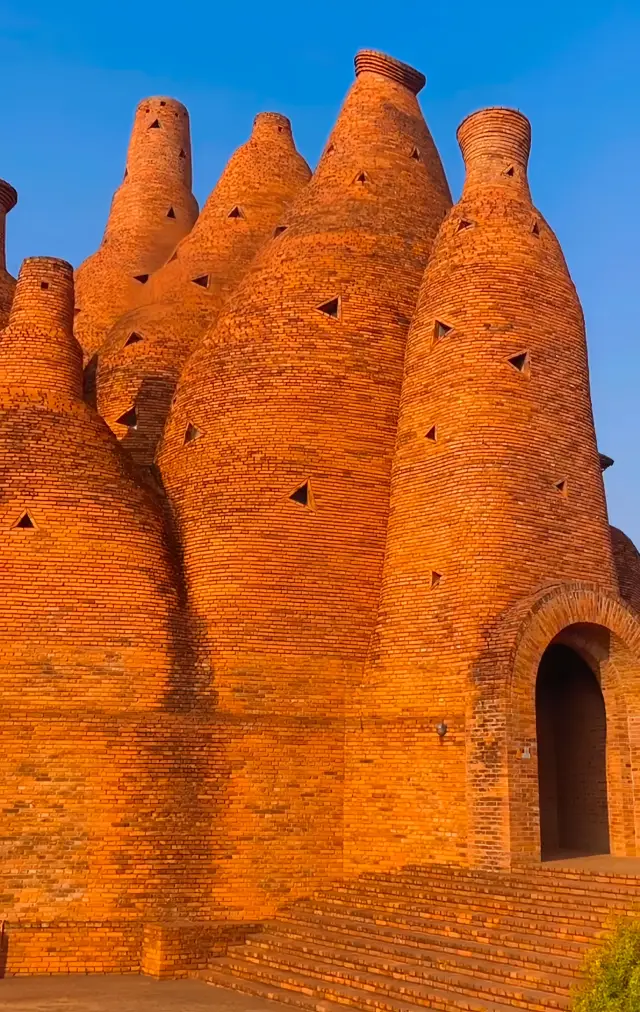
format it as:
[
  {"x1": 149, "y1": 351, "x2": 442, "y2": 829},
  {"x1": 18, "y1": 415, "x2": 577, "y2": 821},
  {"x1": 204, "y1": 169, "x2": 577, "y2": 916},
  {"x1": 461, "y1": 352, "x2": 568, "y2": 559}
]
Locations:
[{"x1": 536, "y1": 643, "x2": 610, "y2": 859}]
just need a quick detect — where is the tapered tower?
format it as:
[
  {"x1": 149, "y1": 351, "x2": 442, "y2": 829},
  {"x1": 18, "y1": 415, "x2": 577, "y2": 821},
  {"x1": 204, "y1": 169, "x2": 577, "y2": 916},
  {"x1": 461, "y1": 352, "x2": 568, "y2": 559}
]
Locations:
[
  {"x1": 96, "y1": 112, "x2": 310, "y2": 467},
  {"x1": 157, "y1": 51, "x2": 451, "y2": 917},
  {"x1": 74, "y1": 97, "x2": 199, "y2": 359},
  {"x1": 345, "y1": 108, "x2": 617, "y2": 874},
  {"x1": 0, "y1": 258, "x2": 205, "y2": 961},
  {"x1": 0, "y1": 179, "x2": 17, "y2": 327}
]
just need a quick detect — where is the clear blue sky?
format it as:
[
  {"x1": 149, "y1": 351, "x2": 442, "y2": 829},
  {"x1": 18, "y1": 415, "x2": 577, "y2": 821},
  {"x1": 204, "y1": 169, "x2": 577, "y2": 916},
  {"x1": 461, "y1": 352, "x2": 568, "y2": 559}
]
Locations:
[{"x1": 2, "y1": 0, "x2": 639, "y2": 545}]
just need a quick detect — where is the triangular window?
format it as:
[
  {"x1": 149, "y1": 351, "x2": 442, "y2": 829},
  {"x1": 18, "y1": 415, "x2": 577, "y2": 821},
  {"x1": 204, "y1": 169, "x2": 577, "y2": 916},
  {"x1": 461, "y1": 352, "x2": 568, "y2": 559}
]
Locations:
[
  {"x1": 457, "y1": 219, "x2": 473, "y2": 232},
  {"x1": 192, "y1": 275, "x2": 210, "y2": 288},
  {"x1": 531, "y1": 220, "x2": 540, "y2": 236},
  {"x1": 289, "y1": 480, "x2": 314, "y2": 509},
  {"x1": 504, "y1": 165, "x2": 515, "y2": 177},
  {"x1": 228, "y1": 206, "x2": 245, "y2": 219},
  {"x1": 125, "y1": 332, "x2": 143, "y2": 347},
  {"x1": 353, "y1": 171, "x2": 369, "y2": 184},
  {"x1": 167, "y1": 207, "x2": 176, "y2": 219},
  {"x1": 13, "y1": 511, "x2": 35, "y2": 530},
  {"x1": 431, "y1": 571, "x2": 442, "y2": 588},
  {"x1": 508, "y1": 351, "x2": 530, "y2": 374},
  {"x1": 134, "y1": 274, "x2": 149, "y2": 284},
  {"x1": 434, "y1": 320, "x2": 453, "y2": 341},
  {"x1": 179, "y1": 149, "x2": 186, "y2": 159},
  {"x1": 317, "y1": 297, "x2": 340, "y2": 320},
  {"x1": 184, "y1": 423, "x2": 201, "y2": 445},
  {"x1": 273, "y1": 225, "x2": 288, "y2": 237},
  {"x1": 554, "y1": 479, "x2": 568, "y2": 498},
  {"x1": 116, "y1": 407, "x2": 137, "y2": 428},
  {"x1": 410, "y1": 147, "x2": 421, "y2": 161},
  {"x1": 149, "y1": 119, "x2": 161, "y2": 129},
  {"x1": 425, "y1": 425, "x2": 437, "y2": 441}
]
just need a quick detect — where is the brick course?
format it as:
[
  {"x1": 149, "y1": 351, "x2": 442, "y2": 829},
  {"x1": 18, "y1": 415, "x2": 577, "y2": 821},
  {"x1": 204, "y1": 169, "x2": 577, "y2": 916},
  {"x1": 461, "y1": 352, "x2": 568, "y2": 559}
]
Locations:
[{"x1": 0, "y1": 179, "x2": 17, "y2": 327}]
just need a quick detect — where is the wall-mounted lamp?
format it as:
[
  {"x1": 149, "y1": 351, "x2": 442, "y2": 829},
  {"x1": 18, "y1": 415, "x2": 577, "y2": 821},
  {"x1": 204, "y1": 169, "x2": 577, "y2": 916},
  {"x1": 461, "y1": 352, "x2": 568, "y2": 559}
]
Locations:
[{"x1": 436, "y1": 721, "x2": 448, "y2": 738}]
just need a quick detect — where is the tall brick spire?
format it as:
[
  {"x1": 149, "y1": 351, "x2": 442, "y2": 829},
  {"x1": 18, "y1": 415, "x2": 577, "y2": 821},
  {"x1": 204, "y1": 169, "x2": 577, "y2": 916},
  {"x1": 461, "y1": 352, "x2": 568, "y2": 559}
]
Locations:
[
  {"x1": 74, "y1": 97, "x2": 199, "y2": 359},
  {"x1": 157, "y1": 50, "x2": 452, "y2": 918},
  {"x1": 0, "y1": 179, "x2": 17, "y2": 328},
  {"x1": 95, "y1": 111, "x2": 311, "y2": 468},
  {"x1": 345, "y1": 108, "x2": 617, "y2": 875},
  {"x1": 0, "y1": 256, "x2": 200, "y2": 930}
]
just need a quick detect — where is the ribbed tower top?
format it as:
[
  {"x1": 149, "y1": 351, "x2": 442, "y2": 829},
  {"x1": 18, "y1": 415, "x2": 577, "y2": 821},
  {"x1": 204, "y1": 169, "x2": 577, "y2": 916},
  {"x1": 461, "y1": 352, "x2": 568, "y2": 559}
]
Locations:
[
  {"x1": 458, "y1": 108, "x2": 531, "y2": 168},
  {"x1": 354, "y1": 50, "x2": 426, "y2": 95},
  {"x1": 0, "y1": 180, "x2": 17, "y2": 213},
  {"x1": 251, "y1": 111, "x2": 293, "y2": 136},
  {"x1": 1, "y1": 257, "x2": 82, "y2": 397}
]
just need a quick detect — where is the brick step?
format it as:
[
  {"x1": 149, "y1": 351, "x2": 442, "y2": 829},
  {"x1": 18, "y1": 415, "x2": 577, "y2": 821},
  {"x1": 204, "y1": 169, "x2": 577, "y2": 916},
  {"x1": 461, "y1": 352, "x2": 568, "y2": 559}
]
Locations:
[
  {"x1": 401, "y1": 864, "x2": 640, "y2": 893},
  {"x1": 322, "y1": 881, "x2": 616, "y2": 925},
  {"x1": 239, "y1": 932, "x2": 575, "y2": 996},
  {"x1": 354, "y1": 872, "x2": 634, "y2": 914},
  {"x1": 287, "y1": 903, "x2": 597, "y2": 958},
  {"x1": 265, "y1": 914, "x2": 585, "y2": 977},
  {"x1": 295, "y1": 896, "x2": 606, "y2": 943},
  {"x1": 212, "y1": 952, "x2": 568, "y2": 1012},
  {"x1": 201, "y1": 964, "x2": 518, "y2": 1012}
]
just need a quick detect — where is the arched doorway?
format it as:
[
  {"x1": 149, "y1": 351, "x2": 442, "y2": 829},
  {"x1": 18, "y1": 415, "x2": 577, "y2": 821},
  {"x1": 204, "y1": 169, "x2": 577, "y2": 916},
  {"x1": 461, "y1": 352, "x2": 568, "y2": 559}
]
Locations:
[{"x1": 536, "y1": 642, "x2": 610, "y2": 859}]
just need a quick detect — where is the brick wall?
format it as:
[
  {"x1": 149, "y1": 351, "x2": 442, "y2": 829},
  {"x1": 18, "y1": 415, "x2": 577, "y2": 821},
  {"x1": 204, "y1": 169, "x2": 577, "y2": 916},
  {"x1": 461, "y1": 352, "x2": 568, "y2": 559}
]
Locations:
[
  {"x1": 156, "y1": 50, "x2": 451, "y2": 919},
  {"x1": 74, "y1": 97, "x2": 199, "y2": 360},
  {"x1": 96, "y1": 112, "x2": 311, "y2": 468}
]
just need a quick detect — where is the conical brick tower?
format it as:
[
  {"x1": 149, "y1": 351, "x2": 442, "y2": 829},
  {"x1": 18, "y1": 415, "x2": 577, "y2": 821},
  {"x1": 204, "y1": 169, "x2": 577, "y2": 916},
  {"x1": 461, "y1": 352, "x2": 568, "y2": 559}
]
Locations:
[
  {"x1": 345, "y1": 108, "x2": 618, "y2": 875},
  {"x1": 0, "y1": 179, "x2": 17, "y2": 327},
  {"x1": 95, "y1": 112, "x2": 311, "y2": 468},
  {"x1": 0, "y1": 258, "x2": 206, "y2": 950},
  {"x1": 74, "y1": 97, "x2": 199, "y2": 359},
  {"x1": 157, "y1": 51, "x2": 452, "y2": 918}
]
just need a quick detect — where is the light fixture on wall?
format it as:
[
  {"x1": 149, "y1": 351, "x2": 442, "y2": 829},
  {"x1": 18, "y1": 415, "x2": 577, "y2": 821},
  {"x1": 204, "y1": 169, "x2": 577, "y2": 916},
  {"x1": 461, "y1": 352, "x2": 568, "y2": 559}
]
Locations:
[{"x1": 436, "y1": 721, "x2": 448, "y2": 738}]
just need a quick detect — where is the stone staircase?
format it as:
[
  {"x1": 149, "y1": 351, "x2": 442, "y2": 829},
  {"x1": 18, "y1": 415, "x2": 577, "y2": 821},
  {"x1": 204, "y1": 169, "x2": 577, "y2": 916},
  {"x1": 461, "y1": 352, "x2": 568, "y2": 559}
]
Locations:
[{"x1": 198, "y1": 863, "x2": 640, "y2": 1011}]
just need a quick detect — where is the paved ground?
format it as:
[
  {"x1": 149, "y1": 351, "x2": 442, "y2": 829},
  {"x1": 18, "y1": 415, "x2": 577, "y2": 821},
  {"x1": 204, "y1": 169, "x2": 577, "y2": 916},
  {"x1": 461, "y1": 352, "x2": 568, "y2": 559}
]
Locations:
[{"x1": 0, "y1": 976, "x2": 282, "y2": 1012}]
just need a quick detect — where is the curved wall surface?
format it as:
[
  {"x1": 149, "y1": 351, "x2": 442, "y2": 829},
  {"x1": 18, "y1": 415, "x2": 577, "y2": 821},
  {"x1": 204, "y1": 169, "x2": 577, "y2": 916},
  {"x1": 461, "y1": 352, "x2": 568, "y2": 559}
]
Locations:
[
  {"x1": 74, "y1": 97, "x2": 199, "y2": 360},
  {"x1": 157, "y1": 50, "x2": 452, "y2": 917},
  {"x1": 345, "y1": 108, "x2": 618, "y2": 874},
  {"x1": 96, "y1": 112, "x2": 311, "y2": 467}
]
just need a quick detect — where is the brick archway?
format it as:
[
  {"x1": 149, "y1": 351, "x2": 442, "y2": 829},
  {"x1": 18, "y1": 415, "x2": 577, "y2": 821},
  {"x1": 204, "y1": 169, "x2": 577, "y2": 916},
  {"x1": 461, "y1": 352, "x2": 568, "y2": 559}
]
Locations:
[{"x1": 468, "y1": 583, "x2": 640, "y2": 869}]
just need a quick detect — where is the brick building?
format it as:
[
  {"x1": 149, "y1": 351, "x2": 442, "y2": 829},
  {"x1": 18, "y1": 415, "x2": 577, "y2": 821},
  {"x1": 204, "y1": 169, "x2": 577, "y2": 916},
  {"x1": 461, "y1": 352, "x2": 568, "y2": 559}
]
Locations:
[{"x1": 1, "y1": 49, "x2": 639, "y2": 1011}]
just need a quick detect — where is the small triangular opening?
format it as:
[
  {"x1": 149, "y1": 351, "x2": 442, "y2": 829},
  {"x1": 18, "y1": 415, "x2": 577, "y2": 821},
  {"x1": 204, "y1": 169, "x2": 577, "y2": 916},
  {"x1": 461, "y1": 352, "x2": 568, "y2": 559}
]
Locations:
[
  {"x1": 116, "y1": 407, "x2": 137, "y2": 428},
  {"x1": 431, "y1": 571, "x2": 442, "y2": 588},
  {"x1": 14, "y1": 512, "x2": 35, "y2": 530},
  {"x1": 531, "y1": 220, "x2": 540, "y2": 236},
  {"x1": 228, "y1": 206, "x2": 244, "y2": 219},
  {"x1": 123, "y1": 168, "x2": 128, "y2": 179},
  {"x1": 504, "y1": 165, "x2": 515, "y2": 177},
  {"x1": 289, "y1": 481, "x2": 310, "y2": 507},
  {"x1": 273, "y1": 225, "x2": 288, "y2": 237},
  {"x1": 326, "y1": 143, "x2": 335, "y2": 154},
  {"x1": 318, "y1": 297, "x2": 340, "y2": 320},
  {"x1": 149, "y1": 119, "x2": 161, "y2": 129},
  {"x1": 134, "y1": 274, "x2": 149, "y2": 284},
  {"x1": 353, "y1": 171, "x2": 369, "y2": 184},
  {"x1": 184, "y1": 423, "x2": 201, "y2": 445},
  {"x1": 410, "y1": 147, "x2": 421, "y2": 161},
  {"x1": 125, "y1": 332, "x2": 143, "y2": 347},
  {"x1": 554, "y1": 479, "x2": 568, "y2": 497},
  {"x1": 169, "y1": 252, "x2": 178, "y2": 262},
  {"x1": 425, "y1": 425, "x2": 437, "y2": 442},
  {"x1": 192, "y1": 275, "x2": 210, "y2": 288},
  {"x1": 74, "y1": 307, "x2": 81, "y2": 316},
  {"x1": 508, "y1": 351, "x2": 529, "y2": 373},
  {"x1": 457, "y1": 219, "x2": 473, "y2": 232},
  {"x1": 167, "y1": 207, "x2": 176, "y2": 219},
  {"x1": 434, "y1": 320, "x2": 453, "y2": 341},
  {"x1": 179, "y1": 149, "x2": 186, "y2": 159}
]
